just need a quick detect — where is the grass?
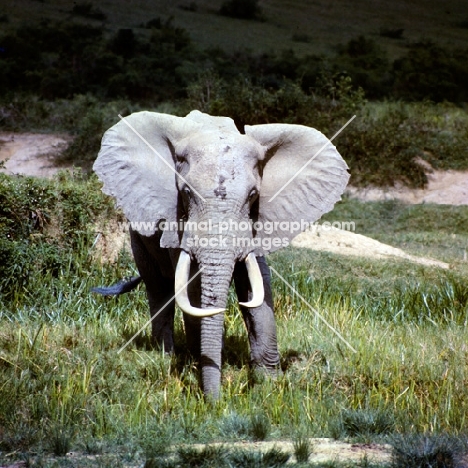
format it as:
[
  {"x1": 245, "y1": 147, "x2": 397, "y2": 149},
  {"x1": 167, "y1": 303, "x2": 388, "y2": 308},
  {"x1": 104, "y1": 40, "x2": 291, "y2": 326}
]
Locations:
[
  {"x1": 3, "y1": 0, "x2": 468, "y2": 58},
  {"x1": 0, "y1": 173, "x2": 468, "y2": 466}
]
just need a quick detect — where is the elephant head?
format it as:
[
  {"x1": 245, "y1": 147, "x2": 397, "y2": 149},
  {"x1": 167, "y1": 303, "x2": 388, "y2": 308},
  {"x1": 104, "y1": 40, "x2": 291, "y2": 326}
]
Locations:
[{"x1": 94, "y1": 110, "x2": 348, "y2": 314}]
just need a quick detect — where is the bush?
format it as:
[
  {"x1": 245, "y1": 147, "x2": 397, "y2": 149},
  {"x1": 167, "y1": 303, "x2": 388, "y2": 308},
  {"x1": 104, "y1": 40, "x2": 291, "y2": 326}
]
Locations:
[
  {"x1": 219, "y1": 0, "x2": 262, "y2": 20},
  {"x1": 71, "y1": 2, "x2": 106, "y2": 21},
  {"x1": 0, "y1": 171, "x2": 116, "y2": 301},
  {"x1": 334, "y1": 36, "x2": 392, "y2": 99},
  {"x1": 391, "y1": 434, "x2": 467, "y2": 468},
  {"x1": 334, "y1": 409, "x2": 395, "y2": 439},
  {"x1": 393, "y1": 41, "x2": 468, "y2": 102}
]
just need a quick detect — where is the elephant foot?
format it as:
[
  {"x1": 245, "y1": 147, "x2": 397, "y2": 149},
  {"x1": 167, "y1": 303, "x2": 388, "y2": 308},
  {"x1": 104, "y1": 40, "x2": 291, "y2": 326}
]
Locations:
[
  {"x1": 249, "y1": 363, "x2": 282, "y2": 385},
  {"x1": 150, "y1": 333, "x2": 174, "y2": 354}
]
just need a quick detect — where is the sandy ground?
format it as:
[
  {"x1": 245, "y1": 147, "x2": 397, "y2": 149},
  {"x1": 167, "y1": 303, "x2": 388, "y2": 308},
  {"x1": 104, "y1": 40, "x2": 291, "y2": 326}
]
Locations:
[
  {"x1": 0, "y1": 438, "x2": 392, "y2": 467},
  {"x1": 0, "y1": 132, "x2": 71, "y2": 178},
  {"x1": 292, "y1": 227, "x2": 450, "y2": 268},
  {"x1": 346, "y1": 167, "x2": 468, "y2": 206}
]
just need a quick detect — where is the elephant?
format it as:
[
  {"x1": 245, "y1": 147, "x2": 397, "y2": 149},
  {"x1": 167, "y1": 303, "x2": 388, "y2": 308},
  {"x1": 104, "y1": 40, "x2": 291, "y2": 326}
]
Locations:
[{"x1": 93, "y1": 110, "x2": 349, "y2": 399}]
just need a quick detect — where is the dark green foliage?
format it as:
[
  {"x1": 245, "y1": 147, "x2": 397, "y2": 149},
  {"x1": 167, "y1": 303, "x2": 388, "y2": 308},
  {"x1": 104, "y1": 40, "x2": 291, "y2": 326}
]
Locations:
[
  {"x1": 229, "y1": 447, "x2": 290, "y2": 467},
  {"x1": 292, "y1": 33, "x2": 311, "y2": 43},
  {"x1": 0, "y1": 171, "x2": 116, "y2": 301},
  {"x1": 49, "y1": 425, "x2": 74, "y2": 456},
  {"x1": 391, "y1": 434, "x2": 467, "y2": 468},
  {"x1": 334, "y1": 409, "x2": 395, "y2": 439},
  {"x1": 177, "y1": 444, "x2": 229, "y2": 467},
  {"x1": 0, "y1": 19, "x2": 192, "y2": 100},
  {"x1": 179, "y1": 2, "x2": 198, "y2": 12},
  {"x1": 293, "y1": 434, "x2": 313, "y2": 462},
  {"x1": 249, "y1": 413, "x2": 271, "y2": 441},
  {"x1": 219, "y1": 412, "x2": 251, "y2": 439},
  {"x1": 379, "y1": 27, "x2": 404, "y2": 39},
  {"x1": 393, "y1": 41, "x2": 468, "y2": 102},
  {"x1": 220, "y1": 0, "x2": 262, "y2": 20},
  {"x1": 334, "y1": 36, "x2": 391, "y2": 99},
  {"x1": 71, "y1": 2, "x2": 107, "y2": 21},
  {"x1": 0, "y1": 16, "x2": 467, "y2": 106},
  {"x1": 0, "y1": 421, "x2": 39, "y2": 451}
]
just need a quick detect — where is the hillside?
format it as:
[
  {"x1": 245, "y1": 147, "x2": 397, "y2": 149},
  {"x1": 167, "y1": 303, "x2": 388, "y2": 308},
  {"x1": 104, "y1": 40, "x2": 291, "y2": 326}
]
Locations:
[{"x1": 3, "y1": 0, "x2": 468, "y2": 57}]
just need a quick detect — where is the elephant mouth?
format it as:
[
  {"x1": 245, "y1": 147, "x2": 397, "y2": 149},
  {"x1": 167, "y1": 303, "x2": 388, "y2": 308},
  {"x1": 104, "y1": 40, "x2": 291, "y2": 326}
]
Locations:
[{"x1": 174, "y1": 251, "x2": 264, "y2": 317}]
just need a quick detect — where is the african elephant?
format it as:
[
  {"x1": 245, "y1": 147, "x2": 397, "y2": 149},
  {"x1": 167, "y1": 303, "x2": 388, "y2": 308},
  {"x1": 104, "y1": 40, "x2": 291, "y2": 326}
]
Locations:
[{"x1": 93, "y1": 110, "x2": 349, "y2": 399}]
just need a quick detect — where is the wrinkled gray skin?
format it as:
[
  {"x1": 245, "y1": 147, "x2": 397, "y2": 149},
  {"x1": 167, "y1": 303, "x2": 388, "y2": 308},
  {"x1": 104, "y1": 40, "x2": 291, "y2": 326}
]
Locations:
[{"x1": 94, "y1": 110, "x2": 349, "y2": 399}]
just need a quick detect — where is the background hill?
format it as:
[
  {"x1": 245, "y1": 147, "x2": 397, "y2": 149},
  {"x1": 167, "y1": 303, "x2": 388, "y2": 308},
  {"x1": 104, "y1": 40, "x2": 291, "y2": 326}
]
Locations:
[{"x1": 3, "y1": 0, "x2": 468, "y2": 58}]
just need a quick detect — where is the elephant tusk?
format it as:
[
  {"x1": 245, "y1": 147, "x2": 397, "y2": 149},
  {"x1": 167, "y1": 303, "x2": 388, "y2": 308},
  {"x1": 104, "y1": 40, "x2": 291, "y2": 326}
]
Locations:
[
  {"x1": 175, "y1": 251, "x2": 225, "y2": 317},
  {"x1": 239, "y1": 253, "x2": 265, "y2": 308}
]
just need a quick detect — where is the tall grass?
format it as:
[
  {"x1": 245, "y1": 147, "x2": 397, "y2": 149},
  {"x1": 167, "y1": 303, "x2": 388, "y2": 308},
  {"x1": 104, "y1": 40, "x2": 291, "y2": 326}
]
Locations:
[{"x1": 0, "y1": 173, "x2": 467, "y2": 466}]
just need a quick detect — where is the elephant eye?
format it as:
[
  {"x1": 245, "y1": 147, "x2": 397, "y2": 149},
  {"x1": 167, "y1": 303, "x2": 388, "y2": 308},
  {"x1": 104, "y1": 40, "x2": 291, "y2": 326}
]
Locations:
[
  {"x1": 248, "y1": 189, "x2": 258, "y2": 202},
  {"x1": 183, "y1": 186, "x2": 191, "y2": 196}
]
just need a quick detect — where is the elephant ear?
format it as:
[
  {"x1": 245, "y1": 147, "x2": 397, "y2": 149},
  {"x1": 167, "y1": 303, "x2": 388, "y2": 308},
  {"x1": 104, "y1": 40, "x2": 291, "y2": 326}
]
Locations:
[
  {"x1": 93, "y1": 111, "x2": 201, "y2": 244},
  {"x1": 245, "y1": 123, "x2": 350, "y2": 254}
]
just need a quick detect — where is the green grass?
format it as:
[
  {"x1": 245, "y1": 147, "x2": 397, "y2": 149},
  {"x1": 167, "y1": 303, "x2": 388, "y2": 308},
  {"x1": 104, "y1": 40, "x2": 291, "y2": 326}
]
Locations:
[
  {"x1": 3, "y1": 0, "x2": 468, "y2": 58},
  {"x1": 1, "y1": 173, "x2": 468, "y2": 466}
]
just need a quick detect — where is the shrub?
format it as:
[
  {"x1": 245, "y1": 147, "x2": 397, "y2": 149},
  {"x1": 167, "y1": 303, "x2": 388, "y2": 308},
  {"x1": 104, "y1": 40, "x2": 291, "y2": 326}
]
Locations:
[
  {"x1": 379, "y1": 27, "x2": 404, "y2": 39},
  {"x1": 293, "y1": 434, "x2": 313, "y2": 462},
  {"x1": 332, "y1": 409, "x2": 394, "y2": 439},
  {"x1": 391, "y1": 434, "x2": 467, "y2": 468},
  {"x1": 393, "y1": 41, "x2": 468, "y2": 102},
  {"x1": 229, "y1": 447, "x2": 290, "y2": 467},
  {"x1": 220, "y1": 0, "x2": 262, "y2": 20},
  {"x1": 219, "y1": 412, "x2": 251, "y2": 439},
  {"x1": 177, "y1": 445, "x2": 229, "y2": 467},
  {"x1": 334, "y1": 36, "x2": 392, "y2": 99},
  {"x1": 0, "y1": 171, "x2": 116, "y2": 302},
  {"x1": 249, "y1": 413, "x2": 271, "y2": 441},
  {"x1": 71, "y1": 2, "x2": 107, "y2": 21}
]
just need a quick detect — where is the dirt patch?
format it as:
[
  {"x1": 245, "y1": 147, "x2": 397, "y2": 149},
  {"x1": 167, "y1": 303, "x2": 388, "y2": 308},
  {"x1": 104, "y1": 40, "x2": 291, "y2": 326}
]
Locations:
[
  {"x1": 189, "y1": 438, "x2": 392, "y2": 464},
  {"x1": 0, "y1": 132, "x2": 72, "y2": 178},
  {"x1": 346, "y1": 168, "x2": 468, "y2": 206},
  {"x1": 91, "y1": 218, "x2": 131, "y2": 263},
  {"x1": 0, "y1": 439, "x2": 391, "y2": 467},
  {"x1": 292, "y1": 228, "x2": 450, "y2": 268}
]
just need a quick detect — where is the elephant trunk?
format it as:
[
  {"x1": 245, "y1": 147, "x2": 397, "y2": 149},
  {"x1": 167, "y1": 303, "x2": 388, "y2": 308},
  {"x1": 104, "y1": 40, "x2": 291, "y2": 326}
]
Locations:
[{"x1": 196, "y1": 248, "x2": 236, "y2": 399}]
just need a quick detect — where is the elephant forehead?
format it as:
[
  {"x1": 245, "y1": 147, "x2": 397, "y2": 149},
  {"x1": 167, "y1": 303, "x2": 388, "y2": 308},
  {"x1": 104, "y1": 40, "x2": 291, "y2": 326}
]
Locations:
[{"x1": 179, "y1": 132, "x2": 263, "y2": 161}]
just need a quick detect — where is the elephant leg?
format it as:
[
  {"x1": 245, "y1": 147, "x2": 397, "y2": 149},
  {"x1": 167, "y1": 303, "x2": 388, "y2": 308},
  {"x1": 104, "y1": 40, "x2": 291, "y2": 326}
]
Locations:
[
  {"x1": 183, "y1": 314, "x2": 201, "y2": 358},
  {"x1": 130, "y1": 230, "x2": 175, "y2": 352},
  {"x1": 234, "y1": 256, "x2": 280, "y2": 372}
]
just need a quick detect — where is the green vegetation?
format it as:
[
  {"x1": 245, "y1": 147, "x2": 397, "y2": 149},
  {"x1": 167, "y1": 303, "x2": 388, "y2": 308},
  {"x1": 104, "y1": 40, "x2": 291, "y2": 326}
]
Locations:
[
  {"x1": 391, "y1": 434, "x2": 467, "y2": 468},
  {"x1": 3, "y1": 0, "x2": 468, "y2": 57},
  {"x1": 1, "y1": 20, "x2": 468, "y2": 102},
  {"x1": 1, "y1": 16, "x2": 468, "y2": 188},
  {"x1": 1, "y1": 1, "x2": 468, "y2": 465},
  {"x1": 0, "y1": 173, "x2": 467, "y2": 466},
  {"x1": 220, "y1": 0, "x2": 262, "y2": 20}
]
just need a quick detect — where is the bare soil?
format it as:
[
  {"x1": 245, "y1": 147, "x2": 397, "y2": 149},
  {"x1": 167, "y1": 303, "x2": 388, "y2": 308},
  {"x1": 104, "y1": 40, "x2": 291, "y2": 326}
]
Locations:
[
  {"x1": 0, "y1": 438, "x2": 392, "y2": 467},
  {"x1": 0, "y1": 132, "x2": 71, "y2": 178},
  {"x1": 346, "y1": 166, "x2": 468, "y2": 206},
  {"x1": 292, "y1": 227, "x2": 450, "y2": 268}
]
